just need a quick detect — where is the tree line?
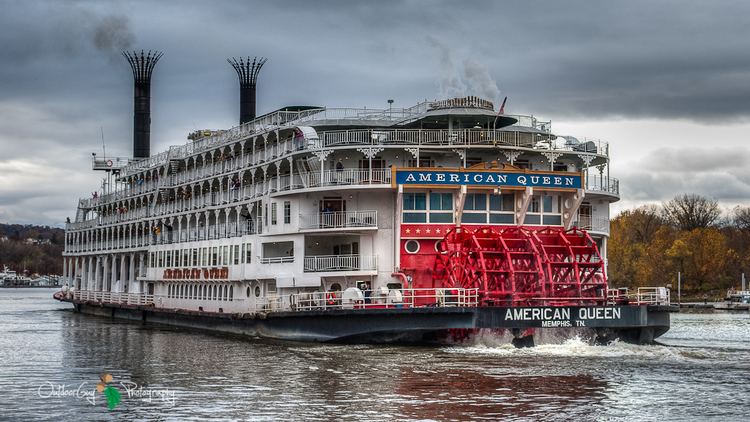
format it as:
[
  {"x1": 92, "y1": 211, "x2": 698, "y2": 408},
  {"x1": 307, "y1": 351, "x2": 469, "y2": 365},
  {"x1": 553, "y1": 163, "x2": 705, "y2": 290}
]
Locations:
[
  {"x1": 0, "y1": 223, "x2": 64, "y2": 276},
  {"x1": 608, "y1": 194, "x2": 750, "y2": 298}
]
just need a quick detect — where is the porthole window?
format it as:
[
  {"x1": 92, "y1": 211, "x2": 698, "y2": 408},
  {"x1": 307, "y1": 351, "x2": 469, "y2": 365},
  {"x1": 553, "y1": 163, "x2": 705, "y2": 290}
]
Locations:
[
  {"x1": 254, "y1": 286, "x2": 261, "y2": 297},
  {"x1": 434, "y1": 240, "x2": 444, "y2": 253},
  {"x1": 405, "y1": 240, "x2": 420, "y2": 254}
]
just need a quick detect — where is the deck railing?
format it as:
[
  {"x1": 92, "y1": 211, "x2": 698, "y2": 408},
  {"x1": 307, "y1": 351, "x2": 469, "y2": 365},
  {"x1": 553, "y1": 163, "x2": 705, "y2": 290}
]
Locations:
[
  {"x1": 574, "y1": 216, "x2": 610, "y2": 234},
  {"x1": 74, "y1": 290, "x2": 154, "y2": 306},
  {"x1": 607, "y1": 287, "x2": 671, "y2": 305},
  {"x1": 259, "y1": 256, "x2": 294, "y2": 264},
  {"x1": 303, "y1": 254, "x2": 377, "y2": 272},
  {"x1": 83, "y1": 126, "x2": 610, "y2": 209},
  {"x1": 287, "y1": 288, "x2": 480, "y2": 311},
  {"x1": 585, "y1": 175, "x2": 619, "y2": 196},
  {"x1": 299, "y1": 210, "x2": 377, "y2": 230}
]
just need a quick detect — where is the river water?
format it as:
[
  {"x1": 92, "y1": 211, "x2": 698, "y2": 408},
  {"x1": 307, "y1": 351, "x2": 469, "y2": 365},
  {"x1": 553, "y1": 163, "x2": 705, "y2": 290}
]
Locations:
[{"x1": 1, "y1": 288, "x2": 748, "y2": 421}]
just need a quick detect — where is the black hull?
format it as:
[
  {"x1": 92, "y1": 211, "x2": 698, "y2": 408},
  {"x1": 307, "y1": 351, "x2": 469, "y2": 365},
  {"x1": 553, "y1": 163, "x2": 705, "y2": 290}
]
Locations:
[{"x1": 61, "y1": 298, "x2": 672, "y2": 346}]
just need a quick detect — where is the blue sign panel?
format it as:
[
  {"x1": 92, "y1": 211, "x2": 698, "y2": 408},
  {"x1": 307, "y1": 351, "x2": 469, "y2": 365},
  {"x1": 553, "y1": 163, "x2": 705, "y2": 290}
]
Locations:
[{"x1": 394, "y1": 170, "x2": 582, "y2": 189}]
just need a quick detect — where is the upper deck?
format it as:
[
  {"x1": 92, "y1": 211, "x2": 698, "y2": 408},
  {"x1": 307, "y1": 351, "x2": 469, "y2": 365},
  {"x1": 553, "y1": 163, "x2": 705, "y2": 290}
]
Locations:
[{"x1": 74, "y1": 98, "x2": 612, "y2": 214}]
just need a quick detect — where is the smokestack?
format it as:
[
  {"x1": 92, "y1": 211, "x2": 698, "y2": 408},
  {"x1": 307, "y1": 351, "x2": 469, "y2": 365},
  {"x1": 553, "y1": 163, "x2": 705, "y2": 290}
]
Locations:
[
  {"x1": 123, "y1": 50, "x2": 162, "y2": 159},
  {"x1": 228, "y1": 57, "x2": 267, "y2": 124}
]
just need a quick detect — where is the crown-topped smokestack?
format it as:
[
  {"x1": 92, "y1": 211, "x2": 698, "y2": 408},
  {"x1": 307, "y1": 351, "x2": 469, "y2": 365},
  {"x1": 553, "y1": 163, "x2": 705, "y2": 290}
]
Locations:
[
  {"x1": 228, "y1": 56, "x2": 267, "y2": 124},
  {"x1": 123, "y1": 50, "x2": 162, "y2": 159}
]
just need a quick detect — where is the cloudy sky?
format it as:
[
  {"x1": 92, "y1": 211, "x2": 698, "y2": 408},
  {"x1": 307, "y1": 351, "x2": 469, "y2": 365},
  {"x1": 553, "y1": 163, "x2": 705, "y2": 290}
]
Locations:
[{"x1": 1, "y1": 0, "x2": 749, "y2": 226}]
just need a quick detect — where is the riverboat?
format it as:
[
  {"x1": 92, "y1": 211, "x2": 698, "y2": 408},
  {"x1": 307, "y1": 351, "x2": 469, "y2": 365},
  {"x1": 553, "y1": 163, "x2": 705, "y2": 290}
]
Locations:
[{"x1": 56, "y1": 52, "x2": 673, "y2": 346}]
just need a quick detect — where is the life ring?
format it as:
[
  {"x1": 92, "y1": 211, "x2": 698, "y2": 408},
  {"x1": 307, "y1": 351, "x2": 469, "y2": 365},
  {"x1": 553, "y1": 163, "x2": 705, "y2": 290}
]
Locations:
[
  {"x1": 106, "y1": 159, "x2": 113, "y2": 167},
  {"x1": 326, "y1": 292, "x2": 337, "y2": 306}
]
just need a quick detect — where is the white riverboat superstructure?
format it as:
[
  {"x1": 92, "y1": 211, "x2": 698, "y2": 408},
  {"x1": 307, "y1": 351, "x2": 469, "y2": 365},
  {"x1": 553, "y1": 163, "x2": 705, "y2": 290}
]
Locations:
[
  {"x1": 62, "y1": 97, "x2": 619, "y2": 310},
  {"x1": 58, "y1": 53, "x2": 671, "y2": 345}
]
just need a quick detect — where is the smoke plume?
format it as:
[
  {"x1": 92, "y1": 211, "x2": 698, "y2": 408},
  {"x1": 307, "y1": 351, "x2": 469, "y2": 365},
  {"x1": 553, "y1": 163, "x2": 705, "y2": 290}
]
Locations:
[
  {"x1": 92, "y1": 14, "x2": 134, "y2": 54},
  {"x1": 428, "y1": 37, "x2": 501, "y2": 105}
]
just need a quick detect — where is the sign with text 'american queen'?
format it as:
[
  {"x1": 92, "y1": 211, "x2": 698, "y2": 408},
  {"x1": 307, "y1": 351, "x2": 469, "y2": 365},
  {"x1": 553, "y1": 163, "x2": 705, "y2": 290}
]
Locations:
[{"x1": 392, "y1": 168, "x2": 583, "y2": 189}]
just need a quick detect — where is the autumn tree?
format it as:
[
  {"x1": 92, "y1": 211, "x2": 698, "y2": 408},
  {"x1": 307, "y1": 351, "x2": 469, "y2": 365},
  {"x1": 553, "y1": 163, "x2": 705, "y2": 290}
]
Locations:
[
  {"x1": 662, "y1": 194, "x2": 720, "y2": 230},
  {"x1": 666, "y1": 228, "x2": 735, "y2": 294}
]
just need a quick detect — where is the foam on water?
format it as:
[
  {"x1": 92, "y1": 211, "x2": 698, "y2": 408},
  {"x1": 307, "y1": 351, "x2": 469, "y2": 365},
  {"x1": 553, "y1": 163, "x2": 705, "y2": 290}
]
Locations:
[{"x1": 443, "y1": 335, "x2": 692, "y2": 361}]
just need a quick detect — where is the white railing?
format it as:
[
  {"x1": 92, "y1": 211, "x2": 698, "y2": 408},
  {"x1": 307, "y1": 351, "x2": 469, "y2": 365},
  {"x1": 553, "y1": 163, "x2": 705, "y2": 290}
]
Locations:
[
  {"x1": 586, "y1": 175, "x2": 619, "y2": 196},
  {"x1": 303, "y1": 254, "x2": 377, "y2": 272},
  {"x1": 286, "y1": 288, "x2": 480, "y2": 312},
  {"x1": 299, "y1": 210, "x2": 377, "y2": 230},
  {"x1": 116, "y1": 125, "x2": 608, "y2": 179},
  {"x1": 607, "y1": 287, "x2": 671, "y2": 305},
  {"x1": 74, "y1": 290, "x2": 154, "y2": 306},
  {"x1": 77, "y1": 126, "x2": 608, "y2": 212},
  {"x1": 259, "y1": 256, "x2": 294, "y2": 264},
  {"x1": 574, "y1": 216, "x2": 610, "y2": 234}
]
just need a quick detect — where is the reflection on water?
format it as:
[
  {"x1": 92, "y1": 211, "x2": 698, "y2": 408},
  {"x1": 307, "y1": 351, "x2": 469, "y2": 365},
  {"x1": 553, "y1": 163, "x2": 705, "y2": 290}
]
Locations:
[{"x1": 1, "y1": 288, "x2": 749, "y2": 421}]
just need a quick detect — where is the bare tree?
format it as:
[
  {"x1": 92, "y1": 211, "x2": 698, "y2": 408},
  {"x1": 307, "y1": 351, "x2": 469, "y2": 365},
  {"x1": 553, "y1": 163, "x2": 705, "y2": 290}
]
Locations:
[
  {"x1": 631, "y1": 204, "x2": 665, "y2": 243},
  {"x1": 662, "y1": 193, "x2": 721, "y2": 231},
  {"x1": 732, "y1": 206, "x2": 750, "y2": 230}
]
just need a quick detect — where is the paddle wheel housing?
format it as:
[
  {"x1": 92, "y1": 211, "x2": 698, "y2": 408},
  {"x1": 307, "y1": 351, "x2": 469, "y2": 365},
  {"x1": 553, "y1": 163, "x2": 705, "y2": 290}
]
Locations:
[{"x1": 430, "y1": 226, "x2": 607, "y2": 306}]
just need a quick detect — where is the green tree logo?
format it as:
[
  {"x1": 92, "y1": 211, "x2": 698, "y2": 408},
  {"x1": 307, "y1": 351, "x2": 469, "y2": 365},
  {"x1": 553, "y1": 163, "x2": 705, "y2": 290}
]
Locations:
[{"x1": 96, "y1": 373, "x2": 122, "y2": 410}]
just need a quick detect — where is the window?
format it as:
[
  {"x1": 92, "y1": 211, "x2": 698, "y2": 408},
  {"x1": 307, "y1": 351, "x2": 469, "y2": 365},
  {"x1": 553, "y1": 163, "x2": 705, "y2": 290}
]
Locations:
[
  {"x1": 192, "y1": 249, "x2": 198, "y2": 266},
  {"x1": 245, "y1": 243, "x2": 252, "y2": 263},
  {"x1": 403, "y1": 192, "x2": 427, "y2": 223},
  {"x1": 553, "y1": 163, "x2": 568, "y2": 172},
  {"x1": 283, "y1": 201, "x2": 291, "y2": 224},
  {"x1": 429, "y1": 193, "x2": 452, "y2": 210},
  {"x1": 218, "y1": 246, "x2": 223, "y2": 266},
  {"x1": 490, "y1": 193, "x2": 514, "y2": 212},
  {"x1": 212, "y1": 247, "x2": 218, "y2": 266},
  {"x1": 514, "y1": 160, "x2": 530, "y2": 169},
  {"x1": 234, "y1": 245, "x2": 240, "y2": 265},
  {"x1": 407, "y1": 157, "x2": 433, "y2": 167},
  {"x1": 542, "y1": 194, "x2": 562, "y2": 225},
  {"x1": 489, "y1": 193, "x2": 515, "y2": 224},
  {"x1": 429, "y1": 192, "x2": 453, "y2": 223},
  {"x1": 271, "y1": 202, "x2": 277, "y2": 225},
  {"x1": 464, "y1": 194, "x2": 487, "y2": 210},
  {"x1": 264, "y1": 203, "x2": 268, "y2": 226},
  {"x1": 526, "y1": 195, "x2": 541, "y2": 224},
  {"x1": 404, "y1": 240, "x2": 420, "y2": 254},
  {"x1": 223, "y1": 246, "x2": 229, "y2": 265},
  {"x1": 462, "y1": 193, "x2": 488, "y2": 223},
  {"x1": 404, "y1": 193, "x2": 426, "y2": 210}
]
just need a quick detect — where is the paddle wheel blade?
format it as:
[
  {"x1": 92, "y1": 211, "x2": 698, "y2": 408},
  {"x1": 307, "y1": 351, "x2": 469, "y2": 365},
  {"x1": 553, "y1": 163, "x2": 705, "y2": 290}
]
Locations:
[{"x1": 431, "y1": 226, "x2": 607, "y2": 306}]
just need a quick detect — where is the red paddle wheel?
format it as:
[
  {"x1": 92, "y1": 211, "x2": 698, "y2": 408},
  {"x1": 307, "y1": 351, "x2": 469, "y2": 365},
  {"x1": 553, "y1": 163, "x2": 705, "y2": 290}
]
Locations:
[
  {"x1": 532, "y1": 227, "x2": 607, "y2": 306},
  {"x1": 432, "y1": 226, "x2": 607, "y2": 307}
]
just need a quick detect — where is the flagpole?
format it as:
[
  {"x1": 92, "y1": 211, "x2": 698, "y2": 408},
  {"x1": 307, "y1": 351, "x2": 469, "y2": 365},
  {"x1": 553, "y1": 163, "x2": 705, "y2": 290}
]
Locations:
[{"x1": 493, "y1": 96, "x2": 508, "y2": 131}]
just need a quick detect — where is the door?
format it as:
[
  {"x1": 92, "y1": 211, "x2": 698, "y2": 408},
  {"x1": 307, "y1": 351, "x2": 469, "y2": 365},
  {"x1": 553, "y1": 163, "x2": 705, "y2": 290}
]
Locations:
[
  {"x1": 320, "y1": 197, "x2": 346, "y2": 227},
  {"x1": 578, "y1": 203, "x2": 592, "y2": 230}
]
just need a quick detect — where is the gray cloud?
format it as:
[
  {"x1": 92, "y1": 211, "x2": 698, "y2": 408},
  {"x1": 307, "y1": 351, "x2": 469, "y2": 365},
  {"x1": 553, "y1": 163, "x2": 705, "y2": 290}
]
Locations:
[
  {"x1": 619, "y1": 147, "x2": 750, "y2": 204},
  {"x1": 2, "y1": 0, "x2": 750, "y2": 225}
]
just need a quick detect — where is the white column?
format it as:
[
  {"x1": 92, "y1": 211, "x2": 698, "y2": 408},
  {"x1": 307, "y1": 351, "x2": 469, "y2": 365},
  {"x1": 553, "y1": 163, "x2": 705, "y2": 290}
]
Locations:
[
  {"x1": 95, "y1": 257, "x2": 102, "y2": 291},
  {"x1": 119, "y1": 255, "x2": 127, "y2": 293},
  {"x1": 128, "y1": 253, "x2": 136, "y2": 293}
]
